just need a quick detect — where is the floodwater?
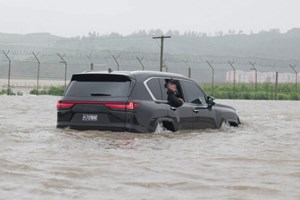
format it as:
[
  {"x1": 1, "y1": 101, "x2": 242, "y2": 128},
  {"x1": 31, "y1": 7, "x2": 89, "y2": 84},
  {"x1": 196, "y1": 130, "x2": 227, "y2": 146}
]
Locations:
[{"x1": 0, "y1": 96, "x2": 299, "y2": 200}]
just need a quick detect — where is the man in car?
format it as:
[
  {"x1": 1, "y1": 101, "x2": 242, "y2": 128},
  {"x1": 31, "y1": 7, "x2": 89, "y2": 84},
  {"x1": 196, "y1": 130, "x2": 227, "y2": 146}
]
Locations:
[{"x1": 166, "y1": 79, "x2": 184, "y2": 107}]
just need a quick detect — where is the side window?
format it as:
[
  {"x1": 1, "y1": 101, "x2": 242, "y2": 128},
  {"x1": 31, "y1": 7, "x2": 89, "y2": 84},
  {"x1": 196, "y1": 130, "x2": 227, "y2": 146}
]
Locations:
[
  {"x1": 146, "y1": 78, "x2": 162, "y2": 100},
  {"x1": 181, "y1": 81, "x2": 207, "y2": 105}
]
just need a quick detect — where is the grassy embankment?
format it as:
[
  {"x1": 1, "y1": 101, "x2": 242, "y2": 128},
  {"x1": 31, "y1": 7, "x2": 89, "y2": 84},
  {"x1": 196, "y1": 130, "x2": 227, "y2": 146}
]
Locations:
[
  {"x1": 202, "y1": 83, "x2": 300, "y2": 100},
  {"x1": 0, "y1": 89, "x2": 23, "y2": 95},
  {"x1": 2, "y1": 83, "x2": 299, "y2": 100},
  {"x1": 35, "y1": 83, "x2": 299, "y2": 100},
  {"x1": 0, "y1": 86, "x2": 64, "y2": 96}
]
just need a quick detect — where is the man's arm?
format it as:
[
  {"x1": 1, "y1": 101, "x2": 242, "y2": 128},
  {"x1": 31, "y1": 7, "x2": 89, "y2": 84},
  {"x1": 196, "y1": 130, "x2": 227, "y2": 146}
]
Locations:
[{"x1": 168, "y1": 92, "x2": 184, "y2": 107}]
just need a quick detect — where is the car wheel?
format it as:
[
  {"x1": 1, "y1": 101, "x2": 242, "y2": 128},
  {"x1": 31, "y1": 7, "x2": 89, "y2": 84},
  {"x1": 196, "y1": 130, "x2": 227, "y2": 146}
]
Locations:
[
  {"x1": 154, "y1": 120, "x2": 176, "y2": 133},
  {"x1": 220, "y1": 119, "x2": 230, "y2": 129},
  {"x1": 155, "y1": 121, "x2": 167, "y2": 133}
]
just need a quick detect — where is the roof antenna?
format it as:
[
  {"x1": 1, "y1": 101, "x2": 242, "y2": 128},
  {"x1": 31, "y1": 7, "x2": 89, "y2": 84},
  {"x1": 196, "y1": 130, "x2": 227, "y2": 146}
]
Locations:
[{"x1": 108, "y1": 68, "x2": 113, "y2": 73}]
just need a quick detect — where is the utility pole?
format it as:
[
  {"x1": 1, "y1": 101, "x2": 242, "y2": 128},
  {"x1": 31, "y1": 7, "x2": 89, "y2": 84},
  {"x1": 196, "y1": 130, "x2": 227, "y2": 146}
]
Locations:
[
  {"x1": 289, "y1": 64, "x2": 297, "y2": 88},
  {"x1": 57, "y1": 53, "x2": 68, "y2": 89},
  {"x1": 228, "y1": 61, "x2": 236, "y2": 98},
  {"x1": 250, "y1": 61, "x2": 257, "y2": 98},
  {"x1": 2, "y1": 50, "x2": 11, "y2": 95},
  {"x1": 152, "y1": 35, "x2": 171, "y2": 72},
  {"x1": 136, "y1": 57, "x2": 145, "y2": 70},
  {"x1": 32, "y1": 52, "x2": 41, "y2": 95},
  {"x1": 206, "y1": 61, "x2": 215, "y2": 96},
  {"x1": 112, "y1": 55, "x2": 120, "y2": 71}
]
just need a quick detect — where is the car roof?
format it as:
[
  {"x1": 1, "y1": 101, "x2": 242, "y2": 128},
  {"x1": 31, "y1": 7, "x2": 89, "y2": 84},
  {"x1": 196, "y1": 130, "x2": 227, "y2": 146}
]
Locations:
[{"x1": 74, "y1": 70, "x2": 189, "y2": 81}]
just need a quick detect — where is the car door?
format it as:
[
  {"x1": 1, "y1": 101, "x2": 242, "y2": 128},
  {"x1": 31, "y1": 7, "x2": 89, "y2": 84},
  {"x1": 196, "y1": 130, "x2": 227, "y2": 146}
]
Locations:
[
  {"x1": 180, "y1": 80, "x2": 217, "y2": 129},
  {"x1": 159, "y1": 78, "x2": 195, "y2": 130}
]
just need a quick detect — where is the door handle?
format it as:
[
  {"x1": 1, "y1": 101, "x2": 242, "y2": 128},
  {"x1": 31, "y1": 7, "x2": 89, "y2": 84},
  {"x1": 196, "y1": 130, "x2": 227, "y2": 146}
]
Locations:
[
  {"x1": 193, "y1": 106, "x2": 208, "y2": 112},
  {"x1": 170, "y1": 107, "x2": 177, "y2": 111}
]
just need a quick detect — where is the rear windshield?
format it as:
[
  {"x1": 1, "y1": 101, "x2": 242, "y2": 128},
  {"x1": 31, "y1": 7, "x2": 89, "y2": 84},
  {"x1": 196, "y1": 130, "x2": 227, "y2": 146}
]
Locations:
[{"x1": 64, "y1": 74, "x2": 132, "y2": 97}]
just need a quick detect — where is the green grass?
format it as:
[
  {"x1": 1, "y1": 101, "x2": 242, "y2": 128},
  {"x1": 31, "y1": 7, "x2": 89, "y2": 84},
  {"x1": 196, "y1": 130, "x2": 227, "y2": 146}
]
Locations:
[
  {"x1": 4, "y1": 83, "x2": 299, "y2": 100},
  {"x1": 201, "y1": 83, "x2": 300, "y2": 100},
  {"x1": 30, "y1": 86, "x2": 65, "y2": 96},
  {"x1": 0, "y1": 89, "x2": 23, "y2": 96}
]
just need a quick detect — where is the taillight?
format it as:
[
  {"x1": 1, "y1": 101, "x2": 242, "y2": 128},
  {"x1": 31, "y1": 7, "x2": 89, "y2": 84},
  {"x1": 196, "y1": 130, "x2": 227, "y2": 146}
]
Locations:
[
  {"x1": 56, "y1": 101, "x2": 138, "y2": 110},
  {"x1": 105, "y1": 102, "x2": 139, "y2": 110},
  {"x1": 56, "y1": 101, "x2": 74, "y2": 109}
]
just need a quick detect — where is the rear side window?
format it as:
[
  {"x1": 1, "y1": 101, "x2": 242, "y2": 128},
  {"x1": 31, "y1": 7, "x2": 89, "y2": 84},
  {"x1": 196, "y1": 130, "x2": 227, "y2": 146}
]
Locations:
[
  {"x1": 146, "y1": 78, "x2": 162, "y2": 100},
  {"x1": 159, "y1": 78, "x2": 168, "y2": 101},
  {"x1": 159, "y1": 78, "x2": 184, "y2": 101},
  {"x1": 65, "y1": 74, "x2": 131, "y2": 97}
]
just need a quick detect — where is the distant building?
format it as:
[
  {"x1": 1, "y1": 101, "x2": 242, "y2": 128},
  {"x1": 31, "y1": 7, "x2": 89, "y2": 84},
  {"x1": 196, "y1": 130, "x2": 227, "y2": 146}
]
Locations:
[{"x1": 226, "y1": 71, "x2": 299, "y2": 83}]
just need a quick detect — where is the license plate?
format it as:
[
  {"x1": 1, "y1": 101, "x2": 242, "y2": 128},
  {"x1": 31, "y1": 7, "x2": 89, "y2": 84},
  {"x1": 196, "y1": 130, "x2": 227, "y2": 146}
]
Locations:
[{"x1": 82, "y1": 114, "x2": 98, "y2": 121}]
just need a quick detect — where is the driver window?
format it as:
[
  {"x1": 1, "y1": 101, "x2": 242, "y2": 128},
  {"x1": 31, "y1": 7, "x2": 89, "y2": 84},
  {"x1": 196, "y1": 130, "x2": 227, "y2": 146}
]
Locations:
[{"x1": 181, "y1": 81, "x2": 207, "y2": 105}]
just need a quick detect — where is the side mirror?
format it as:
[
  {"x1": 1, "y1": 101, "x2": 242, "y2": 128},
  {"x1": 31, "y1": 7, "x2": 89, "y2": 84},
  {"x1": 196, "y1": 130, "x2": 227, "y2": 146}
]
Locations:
[{"x1": 207, "y1": 96, "x2": 215, "y2": 107}]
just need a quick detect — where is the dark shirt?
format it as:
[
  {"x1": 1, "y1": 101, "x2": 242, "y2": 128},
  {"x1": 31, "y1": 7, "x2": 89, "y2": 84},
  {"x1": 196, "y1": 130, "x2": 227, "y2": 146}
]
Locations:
[{"x1": 167, "y1": 89, "x2": 183, "y2": 107}]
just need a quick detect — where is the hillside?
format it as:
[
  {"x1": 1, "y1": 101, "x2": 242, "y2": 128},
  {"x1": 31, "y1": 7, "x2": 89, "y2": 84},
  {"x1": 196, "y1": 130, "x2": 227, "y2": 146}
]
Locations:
[
  {"x1": 0, "y1": 29, "x2": 300, "y2": 59},
  {"x1": 0, "y1": 29, "x2": 299, "y2": 83}
]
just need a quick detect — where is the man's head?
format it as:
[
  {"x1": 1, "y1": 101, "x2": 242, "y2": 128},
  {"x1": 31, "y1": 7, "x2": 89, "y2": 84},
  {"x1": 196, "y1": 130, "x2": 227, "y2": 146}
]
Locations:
[{"x1": 166, "y1": 79, "x2": 177, "y2": 92}]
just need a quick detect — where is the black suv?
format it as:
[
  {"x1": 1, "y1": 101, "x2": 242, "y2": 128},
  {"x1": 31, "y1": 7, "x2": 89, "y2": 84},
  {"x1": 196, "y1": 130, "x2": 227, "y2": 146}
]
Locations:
[{"x1": 57, "y1": 71, "x2": 240, "y2": 133}]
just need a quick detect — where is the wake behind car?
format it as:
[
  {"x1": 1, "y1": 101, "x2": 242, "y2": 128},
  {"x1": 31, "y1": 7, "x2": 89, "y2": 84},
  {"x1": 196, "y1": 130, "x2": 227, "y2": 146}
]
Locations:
[{"x1": 56, "y1": 70, "x2": 240, "y2": 133}]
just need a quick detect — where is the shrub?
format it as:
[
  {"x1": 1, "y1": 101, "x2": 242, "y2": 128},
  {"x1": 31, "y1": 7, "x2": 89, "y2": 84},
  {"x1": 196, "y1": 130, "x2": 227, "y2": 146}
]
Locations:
[
  {"x1": 29, "y1": 86, "x2": 65, "y2": 96},
  {"x1": 201, "y1": 83, "x2": 299, "y2": 100},
  {"x1": 48, "y1": 86, "x2": 65, "y2": 96},
  {"x1": 0, "y1": 89, "x2": 20, "y2": 95}
]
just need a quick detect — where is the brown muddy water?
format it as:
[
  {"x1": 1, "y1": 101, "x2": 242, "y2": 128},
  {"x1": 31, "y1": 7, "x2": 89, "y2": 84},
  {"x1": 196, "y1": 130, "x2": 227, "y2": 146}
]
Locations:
[{"x1": 0, "y1": 96, "x2": 299, "y2": 200}]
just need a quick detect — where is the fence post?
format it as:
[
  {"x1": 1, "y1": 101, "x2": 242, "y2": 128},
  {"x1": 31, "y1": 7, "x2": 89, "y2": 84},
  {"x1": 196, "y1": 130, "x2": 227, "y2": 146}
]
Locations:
[
  {"x1": 249, "y1": 61, "x2": 257, "y2": 99},
  {"x1": 86, "y1": 53, "x2": 94, "y2": 71},
  {"x1": 32, "y1": 52, "x2": 40, "y2": 95},
  {"x1": 289, "y1": 64, "x2": 297, "y2": 88},
  {"x1": 2, "y1": 50, "x2": 11, "y2": 95},
  {"x1": 112, "y1": 55, "x2": 120, "y2": 71},
  {"x1": 136, "y1": 57, "x2": 145, "y2": 70},
  {"x1": 183, "y1": 60, "x2": 191, "y2": 78},
  {"x1": 206, "y1": 61, "x2": 214, "y2": 96},
  {"x1": 228, "y1": 61, "x2": 236, "y2": 98},
  {"x1": 90, "y1": 63, "x2": 94, "y2": 71},
  {"x1": 163, "y1": 58, "x2": 167, "y2": 72},
  {"x1": 57, "y1": 53, "x2": 68, "y2": 89},
  {"x1": 275, "y1": 72, "x2": 278, "y2": 100}
]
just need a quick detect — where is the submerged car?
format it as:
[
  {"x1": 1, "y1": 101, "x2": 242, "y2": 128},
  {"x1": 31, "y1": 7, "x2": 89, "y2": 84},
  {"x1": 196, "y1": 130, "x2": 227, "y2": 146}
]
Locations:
[{"x1": 56, "y1": 70, "x2": 240, "y2": 133}]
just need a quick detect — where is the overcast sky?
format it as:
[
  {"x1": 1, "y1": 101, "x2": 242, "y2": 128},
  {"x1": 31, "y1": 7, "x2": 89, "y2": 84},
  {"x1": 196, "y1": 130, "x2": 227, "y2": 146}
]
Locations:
[{"x1": 0, "y1": 0, "x2": 299, "y2": 37}]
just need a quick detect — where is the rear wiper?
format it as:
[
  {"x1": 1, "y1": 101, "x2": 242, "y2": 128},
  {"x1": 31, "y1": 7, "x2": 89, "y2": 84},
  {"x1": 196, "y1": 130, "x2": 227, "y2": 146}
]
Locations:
[{"x1": 90, "y1": 93, "x2": 111, "y2": 96}]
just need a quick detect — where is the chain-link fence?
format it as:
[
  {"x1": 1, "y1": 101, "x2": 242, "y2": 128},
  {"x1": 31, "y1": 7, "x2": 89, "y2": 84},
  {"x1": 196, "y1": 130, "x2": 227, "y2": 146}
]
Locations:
[{"x1": 0, "y1": 50, "x2": 299, "y2": 99}]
